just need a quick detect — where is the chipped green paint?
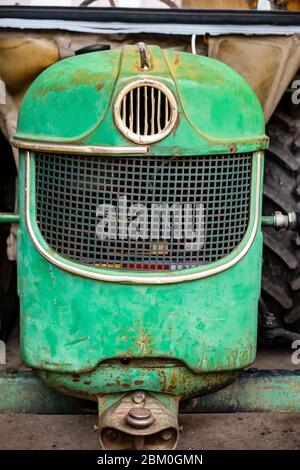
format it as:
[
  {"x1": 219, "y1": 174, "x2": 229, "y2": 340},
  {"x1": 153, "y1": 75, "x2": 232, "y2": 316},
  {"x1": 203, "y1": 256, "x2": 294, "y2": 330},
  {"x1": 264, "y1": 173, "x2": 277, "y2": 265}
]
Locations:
[
  {"x1": 181, "y1": 369, "x2": 300, "y2": 413},
  {"x1": 17, "y1": 149, "x2": 263, "y2": 392},
  {"x1": 15, "y1": 45, "x2": 266, "y2": 403},
  {"x1": 2, "y1": 370, "x2": 300, "y2": 414},
  {"x1": 0, "y1": 213, "x2": 20, "y2": 223},
  {"x1": 15, "y1": 45, "x2": 268, "y2": 155},
  {"x1": 261, "y1": 215, "x2": 274, "y2": 226},
  {"x1": 38, "y1": 362, "x2": 237, "y2": 400},
  {"x1": 0, "y1": 371, "x2": 88, "y2": 414}
]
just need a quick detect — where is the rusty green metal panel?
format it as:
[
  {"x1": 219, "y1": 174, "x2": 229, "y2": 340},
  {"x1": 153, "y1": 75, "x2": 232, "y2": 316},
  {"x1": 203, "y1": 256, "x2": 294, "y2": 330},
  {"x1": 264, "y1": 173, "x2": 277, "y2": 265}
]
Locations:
[
  {"x1": 1, "y1": 370, "x2": 300, "y2": 414},
  {"x1": 17, "y1": 150, "x2": 263, "y2": 375},
  {"x1": 0, "y1": 371, "x2": 91, "y2": 414},
  {"x1": 17, "y1": 231, "x2": 262, "y2": 374},
  {"x1": 181, "y1": 369, "x2": 300, "y2": 413},
  {"x1": 15, "y1": 48, "x2": 122, "y2": 143},
  {"x1": 261, "y1": 215, "x2": 274, "y2": 226},
  {"x1": 15, "y1": 45, "x2": 266, "y2": 401},
  {"x1": 38, "y1": 363, "x2": 237, "y2": 400},
  {"x1": 15, "y1": 46, "x2": 267, "y2": 156}
]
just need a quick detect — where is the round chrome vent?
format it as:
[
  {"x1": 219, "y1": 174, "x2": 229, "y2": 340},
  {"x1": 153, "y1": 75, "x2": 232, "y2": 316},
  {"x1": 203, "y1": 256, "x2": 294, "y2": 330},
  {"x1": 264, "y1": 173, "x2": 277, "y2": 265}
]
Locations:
[{"x1": 113, "y1": 79, "x2": 178, "y2": 144}]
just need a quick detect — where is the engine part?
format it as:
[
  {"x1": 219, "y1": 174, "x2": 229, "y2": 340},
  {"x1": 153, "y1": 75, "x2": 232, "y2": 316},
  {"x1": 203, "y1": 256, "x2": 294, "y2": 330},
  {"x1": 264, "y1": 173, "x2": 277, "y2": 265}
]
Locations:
[
  {"x1": 262, "y1": 94, "x2": 300, "y2": 334},
  {"x1": 259, "y1": 297, "x2": 300, "y2": 344},
  {"x1": 98, "y1": 392, "x2": 179, "y2": 450}
]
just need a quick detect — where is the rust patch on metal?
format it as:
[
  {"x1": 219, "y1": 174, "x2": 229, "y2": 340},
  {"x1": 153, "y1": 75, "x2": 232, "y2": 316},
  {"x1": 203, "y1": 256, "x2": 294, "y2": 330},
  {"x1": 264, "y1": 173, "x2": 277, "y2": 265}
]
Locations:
[
  {"x1": 135, "y1": 330, "x2": 153, "y2": 355},
  {"x1": 134, "y1": 380, "x2": 144, "y2": 386}
]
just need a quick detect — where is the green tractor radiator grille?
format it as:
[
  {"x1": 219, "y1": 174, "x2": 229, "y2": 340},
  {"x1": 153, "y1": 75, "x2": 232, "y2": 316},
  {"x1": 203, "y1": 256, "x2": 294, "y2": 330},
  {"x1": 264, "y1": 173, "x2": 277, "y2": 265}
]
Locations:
[{"x1": 34, "y1": 152, "x2": 252, "y2": 271}]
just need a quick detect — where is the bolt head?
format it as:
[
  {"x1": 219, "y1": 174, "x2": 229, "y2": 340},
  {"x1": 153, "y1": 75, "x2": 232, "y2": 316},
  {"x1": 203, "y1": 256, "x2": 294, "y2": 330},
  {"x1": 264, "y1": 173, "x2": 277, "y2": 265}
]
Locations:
[
  {"x1": 132, "y1": 391, "x2": 145, "y2": 404},
  {"x1": 128, "y1": 407, "x2": 152, "y2": 420},
  {"x1": 126, "y1": 407, "x2": 154, "y2": 429}
]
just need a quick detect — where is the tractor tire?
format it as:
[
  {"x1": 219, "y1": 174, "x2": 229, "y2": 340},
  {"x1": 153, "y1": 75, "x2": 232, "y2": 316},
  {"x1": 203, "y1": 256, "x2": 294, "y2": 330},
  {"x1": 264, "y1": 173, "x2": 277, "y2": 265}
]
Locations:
[
  {"x1": 0, "y1": 131, "x2": 18, "y2": 341},
  {"x1": 262, "y1": 92, "x2": 300, "y2": 334},
  {"x1": 0, "y1": 249, "x2": 18, "y2": 342}
]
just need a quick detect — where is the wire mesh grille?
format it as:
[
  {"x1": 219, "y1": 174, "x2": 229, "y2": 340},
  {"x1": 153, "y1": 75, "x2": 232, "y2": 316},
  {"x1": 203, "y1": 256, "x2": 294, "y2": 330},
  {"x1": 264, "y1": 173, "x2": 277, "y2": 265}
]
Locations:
[{"x1": 35, "y1": 152, "x2": 252, "y2": 271}]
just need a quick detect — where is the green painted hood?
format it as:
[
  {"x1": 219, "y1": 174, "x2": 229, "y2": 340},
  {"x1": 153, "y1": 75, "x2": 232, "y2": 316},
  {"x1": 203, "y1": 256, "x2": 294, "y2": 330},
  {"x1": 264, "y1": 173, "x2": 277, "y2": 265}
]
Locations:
[{"x1": 15, "y1": 45, "x2": 268, "y2": 155}]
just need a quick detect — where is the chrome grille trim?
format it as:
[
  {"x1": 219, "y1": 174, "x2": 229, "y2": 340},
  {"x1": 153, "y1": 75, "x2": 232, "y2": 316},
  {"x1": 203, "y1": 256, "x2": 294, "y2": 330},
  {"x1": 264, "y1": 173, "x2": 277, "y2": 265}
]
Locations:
[
  {"x1": 113, "y1": 79, "x2": 178, "y2": 145},
  {"x1": 25, "y1": 151, "x2": 262, "y2": 284},
  {"x1": 34, "y1": 152, "x2": 253, "y2": 272},
  {"x1": 11, "y1": 138, "x2": 148, "y2": 155}
]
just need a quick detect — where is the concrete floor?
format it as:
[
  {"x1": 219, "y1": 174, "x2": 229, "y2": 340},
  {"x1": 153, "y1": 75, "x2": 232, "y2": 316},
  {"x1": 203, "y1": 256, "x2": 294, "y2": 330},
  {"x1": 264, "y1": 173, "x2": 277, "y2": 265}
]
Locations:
[
  {"x1": 0, "y1": 330, "x2": 300, "y2": 450},
  {"x1": 0, "y1": 413, "x2": 299, "y2": 450}
]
